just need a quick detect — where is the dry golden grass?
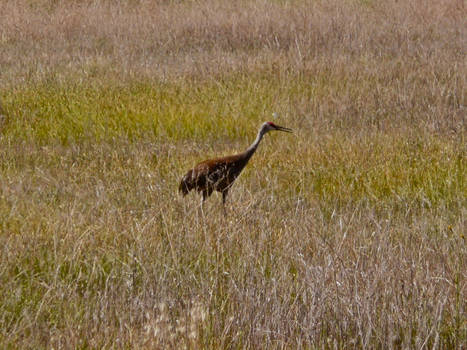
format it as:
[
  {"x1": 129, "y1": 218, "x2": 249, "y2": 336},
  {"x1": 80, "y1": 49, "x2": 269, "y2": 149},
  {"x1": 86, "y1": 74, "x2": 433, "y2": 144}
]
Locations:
[
  {"x1": 0, "y1": 0, "x2": 466, "y2": 348},
  {"x1": 1, "y1": 0, "x2": 465, "y2": 83}
]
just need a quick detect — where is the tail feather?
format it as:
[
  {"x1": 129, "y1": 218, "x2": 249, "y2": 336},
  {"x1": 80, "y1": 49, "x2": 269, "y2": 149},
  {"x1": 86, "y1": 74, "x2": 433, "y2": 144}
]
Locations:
[
  {"x1": 179, "y1": 180, "x2": 190, "y2": 196},
  {"x1": 179, "y1": 170, "x2": 194, "y2": 196}
]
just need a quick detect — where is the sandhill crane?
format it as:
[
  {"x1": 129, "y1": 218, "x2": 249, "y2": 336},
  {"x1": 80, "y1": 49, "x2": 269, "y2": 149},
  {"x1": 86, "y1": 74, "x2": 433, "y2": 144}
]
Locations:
[{"x1": 179, "y1": 121, "x2": 292, "y2": 210}]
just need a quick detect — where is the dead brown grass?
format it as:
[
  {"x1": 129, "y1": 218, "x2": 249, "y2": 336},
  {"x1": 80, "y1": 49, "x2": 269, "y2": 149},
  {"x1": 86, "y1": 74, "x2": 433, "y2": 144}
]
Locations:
[
  {"x1": 1, "y1": 0, "x2": 465, "y2": 84},
  {"x1": 0, "y1": 140, "x2": 464, "y2": 348}
]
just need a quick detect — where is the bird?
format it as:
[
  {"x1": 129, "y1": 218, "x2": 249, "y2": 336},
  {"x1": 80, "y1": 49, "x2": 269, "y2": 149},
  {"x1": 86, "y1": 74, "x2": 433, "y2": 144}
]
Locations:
[{"x1": 179, "y1": 121, "x2": 292, "y2": 210}]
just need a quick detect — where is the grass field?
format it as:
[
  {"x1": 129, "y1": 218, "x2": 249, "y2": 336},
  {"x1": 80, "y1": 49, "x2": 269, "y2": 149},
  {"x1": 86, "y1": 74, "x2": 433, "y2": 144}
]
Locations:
[{"x1": 0, "y1": 0, "x2": 465, "y2": 348}]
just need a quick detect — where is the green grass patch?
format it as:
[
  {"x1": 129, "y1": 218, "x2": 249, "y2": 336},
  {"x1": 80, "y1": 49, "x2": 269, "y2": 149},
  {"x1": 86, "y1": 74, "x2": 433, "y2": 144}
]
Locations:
[{"x1": 1, "y1": 74, "x2": 292, "y2": 144}]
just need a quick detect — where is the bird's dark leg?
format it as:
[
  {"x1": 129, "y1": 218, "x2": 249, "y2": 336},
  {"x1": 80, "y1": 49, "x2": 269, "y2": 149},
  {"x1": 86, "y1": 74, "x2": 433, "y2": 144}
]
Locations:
[
  {"x1": 200, "y1": 190, "x2": 208, "y2": 216},
  {"x1": 201, "y1": 188, "x2": 213, "y2": 216},
  {"x1": 222, "y1": 190, "x2": 228, "y2": 216}
]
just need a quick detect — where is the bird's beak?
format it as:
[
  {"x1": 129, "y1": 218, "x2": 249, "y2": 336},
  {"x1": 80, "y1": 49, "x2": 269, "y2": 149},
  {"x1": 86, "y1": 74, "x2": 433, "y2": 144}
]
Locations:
[{"x1": 275, "y1": 125, "x2": 293, "y2": 133}]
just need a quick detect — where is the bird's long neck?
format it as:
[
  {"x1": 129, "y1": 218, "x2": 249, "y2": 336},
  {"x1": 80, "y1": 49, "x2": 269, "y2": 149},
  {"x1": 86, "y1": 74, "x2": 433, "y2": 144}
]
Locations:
[{"x1": 243, "y1": 127, "x2": 265, "y2": 161}]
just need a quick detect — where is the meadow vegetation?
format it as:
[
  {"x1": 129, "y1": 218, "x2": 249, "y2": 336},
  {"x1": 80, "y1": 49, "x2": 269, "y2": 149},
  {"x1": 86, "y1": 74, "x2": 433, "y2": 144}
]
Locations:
[{"x1": 0, "y1": 0, "x2": 465, "y2": 348}]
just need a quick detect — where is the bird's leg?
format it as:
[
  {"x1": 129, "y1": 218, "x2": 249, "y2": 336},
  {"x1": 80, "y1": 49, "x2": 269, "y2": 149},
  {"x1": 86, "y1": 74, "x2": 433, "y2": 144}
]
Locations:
[
  {"x1": 222, "y1": 190, "x2": 228, "y2": 216},
  {"x1": 200, "y1": 191, "x2": 207, "y2": 216}
]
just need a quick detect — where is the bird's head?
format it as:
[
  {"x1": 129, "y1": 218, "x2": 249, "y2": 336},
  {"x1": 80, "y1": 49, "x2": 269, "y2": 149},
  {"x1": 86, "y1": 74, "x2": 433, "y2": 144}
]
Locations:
[{"x1": 262, "y1": 121, "x2": 293, "y2": 134}]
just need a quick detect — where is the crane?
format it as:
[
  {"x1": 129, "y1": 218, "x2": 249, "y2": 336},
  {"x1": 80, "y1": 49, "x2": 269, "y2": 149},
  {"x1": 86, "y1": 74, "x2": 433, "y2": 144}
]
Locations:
[{"x1": 179, "y1": 121, "x2": 292, "y2": 210}]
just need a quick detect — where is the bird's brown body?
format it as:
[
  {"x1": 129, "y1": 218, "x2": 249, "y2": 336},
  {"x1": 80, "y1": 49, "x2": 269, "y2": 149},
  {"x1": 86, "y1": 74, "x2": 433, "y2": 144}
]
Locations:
[
  {"x1": 179, "y1": 121, "x2": 292, "y2": 208},
  {"x1": 179, "y1": 152, "x2": 252, "y2": 204}
]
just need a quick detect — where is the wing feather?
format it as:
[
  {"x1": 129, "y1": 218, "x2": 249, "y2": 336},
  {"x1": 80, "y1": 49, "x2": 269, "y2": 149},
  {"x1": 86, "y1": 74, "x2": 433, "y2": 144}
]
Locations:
[{"x1": 179, "y1": 154, "x2": 244, "y2": 195}]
